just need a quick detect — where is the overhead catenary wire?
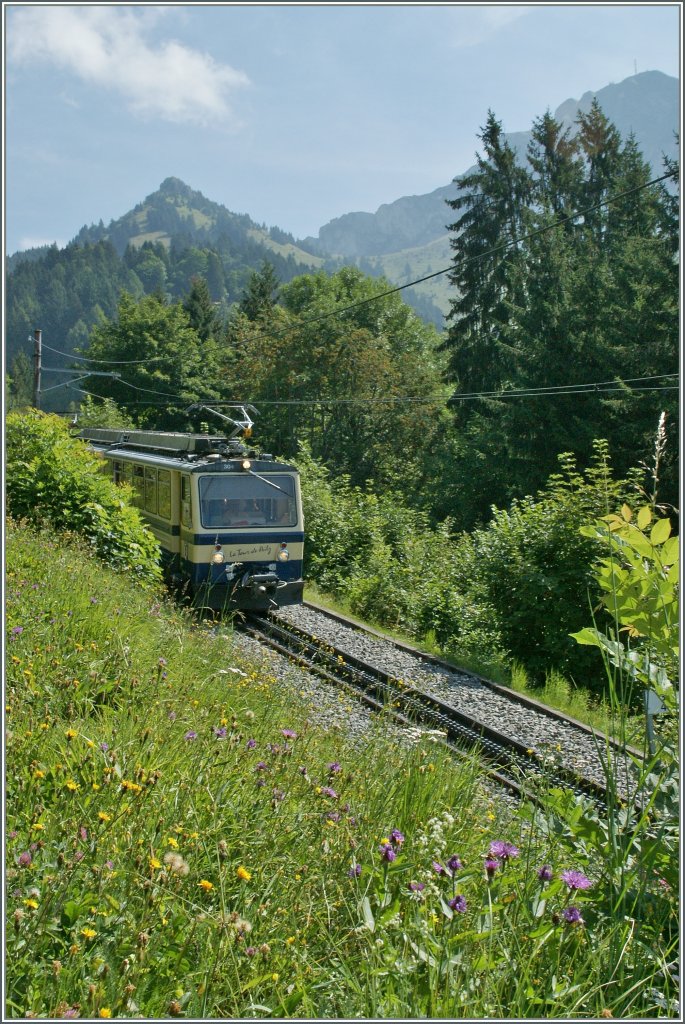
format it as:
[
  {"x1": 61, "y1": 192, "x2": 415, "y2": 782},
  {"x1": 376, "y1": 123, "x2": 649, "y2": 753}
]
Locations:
[
  {"x1": 35, "y1": 169, "x2": 679, "y2": 411},
  {"x1": 225, "y1": 167, "x2": 679, "y2": 345},
  {"x1": 31, "y1": 166, "x2": 679, "y2": 372}
]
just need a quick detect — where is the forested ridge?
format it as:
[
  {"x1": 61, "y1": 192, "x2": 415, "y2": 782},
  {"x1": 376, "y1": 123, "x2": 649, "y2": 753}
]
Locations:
[{"x1": 6, "y1": 101, "x2": 679, "y2": 533}]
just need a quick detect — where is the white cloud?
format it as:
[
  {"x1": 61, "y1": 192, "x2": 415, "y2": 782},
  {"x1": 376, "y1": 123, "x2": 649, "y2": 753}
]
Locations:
[
  {"x1": 7, "y1": 6, "x2": 250, "y2": 126},
  {"x1": 17, "y1": 237, "x2": 66, "y2": 252},
  {"x1": 447, "y1": 5, "x2": 533, "y2": 48}
]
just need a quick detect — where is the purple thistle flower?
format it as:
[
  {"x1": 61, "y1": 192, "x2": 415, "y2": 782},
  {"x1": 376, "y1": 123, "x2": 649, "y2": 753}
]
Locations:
[
  {"x1": 245, "y1": 946, "x2": 257, "y2": 957},
  {"x1": 268, "y1": 743, "x2": 281, "y2": 755},
  {"x1": 348, "y1": 864, "x2": 362, "y2": 878},
  {"x1": 446, "y1": 855, "x2": 462, "y2": 872},
  {"x1": 320, "y1": 786, "x2": 338, "y2": 800},
  {"x1": 11, "y1": 626, "x2": 24, "y2": 636},
  {"x1": 184, "y1": 730, "x2": 197, "y2": 741},
  {"x1": 17, "y1": 851, "x2": 32, "y2": 868},
  {"x1": 537, "y1": 864, "x2": 554, "y2": 882},
  {"x1": 104, "y1": 860, "x2": 114, "y2": 870},
  {"x1": 158, "y1": 657, "x2": 167, "y2": 667},
  {"x1": 408, "y1": 881, "x2": 425, "y2": 892},
  {"x1": 326, "y1": 811, "x2": 341, "y2": 822},
  {"x1": 484, "y1": 859, "x2": 499, "y2": 879},
  {"x1": 90, "y1": 597, "x2": 97, "y2": 605},
  {"x1": 79, "y1": 827, "x2": 88, "y2": 841},
  {"x1": 561, "y1": 869, "x2": 592, "y2": 891},
  {"x1": 562, "y1": 905, "x2": 584, "y2": 924},
  {"x1": 489, "y1": 840, "x2": 520, "y2": 861},
  {"x1": 379, "y1": 843, "x2": 396, "y2": 862},
  {"x1": 432, "y1": 860, "x2": 447, "y2": 875},
  {"x1": 99, "y1": 742, "x2": 109, "y2": 752},
  {"x1": 214, "y1": 727, "x2": 227, "y2": 739},
  {"x1": 390, "y1": 829, "x2": 405, "y2": 846},
  {"x1": 327, "y1": 762, "x2": 342, "y2": 774},
  {"x1": 73, "y1": 850, "x2": 84, "y2": 862},
  {"x1": 246, "y1": 738, "x2": 257, "y2": 750},
  {"x1": 61, "y1": 1009, "x2": 80, "y2": 1019},
  {"x1": 255, "y1": 761, "x2": 268, "y2": 771},
  {"x1": 281, "y1": 729, "x2": 298, "y2": 740},
  {"x1": 448, "y1": 894, "x2": 468, "y2": 913}
]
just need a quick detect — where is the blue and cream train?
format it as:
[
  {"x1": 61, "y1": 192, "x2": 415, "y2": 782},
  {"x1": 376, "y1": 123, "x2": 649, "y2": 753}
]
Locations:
[{"x1": 77, "y1": 422, "x2": 304, "y2": 612}]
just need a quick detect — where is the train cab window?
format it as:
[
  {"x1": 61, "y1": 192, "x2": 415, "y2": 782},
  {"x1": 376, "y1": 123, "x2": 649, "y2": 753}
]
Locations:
[
  {"x1": 181, "y1": 475, "x2": 192, "y2": 528},
  {"x1": 199, "y1": 475, "x2": 297, "y2": 529},
  {"x1": 158, "y1": 470, "x2": 171, "y2": 520},
  {"x1": 132, "y1": 466, "x2": 145, "y2": 508},
  {"x1": 144, "y1": 468, "x2": 157, "y2": 515}
]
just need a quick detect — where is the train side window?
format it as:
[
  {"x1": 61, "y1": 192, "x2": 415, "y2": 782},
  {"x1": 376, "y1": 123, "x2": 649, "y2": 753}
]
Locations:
[
  {"x1": 132, "y1": 466, "x2": 145, "y2": 508},
  {"x1": 113, "y1": 461, "x2": 124, "y2": 484},
  {"x1": 123, "y1": 463, "x2": 133, "y2": 486},
  {"x1": 181, "y1": 475, "x2": 192, "y2": 528},
  {"x1": 158, "y1": 470, "x2": 171, "y2": 520},
  {"x1": 144, "y1": 468, "x2": 157, "y2": 515}
]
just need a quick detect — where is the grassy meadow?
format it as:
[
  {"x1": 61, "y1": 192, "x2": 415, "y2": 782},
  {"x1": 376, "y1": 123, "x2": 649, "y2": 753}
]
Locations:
[{"x1": 5, "y1": 519, "x2": 679, "y2": 1019}]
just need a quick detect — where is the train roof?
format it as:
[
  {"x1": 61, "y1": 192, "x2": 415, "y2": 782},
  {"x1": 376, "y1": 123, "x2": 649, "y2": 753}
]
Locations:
[{"x1": 76, "y1": 428, "x2": 298, "y2": 473}]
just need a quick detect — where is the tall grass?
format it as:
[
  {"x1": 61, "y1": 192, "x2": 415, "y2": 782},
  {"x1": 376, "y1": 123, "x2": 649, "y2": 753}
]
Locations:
[{"x1": 5, "y1": 520, "x2": 678, "y2": 1018}]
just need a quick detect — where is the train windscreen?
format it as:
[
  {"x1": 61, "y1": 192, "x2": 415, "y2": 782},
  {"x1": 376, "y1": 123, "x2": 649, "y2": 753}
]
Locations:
[{"x1": 199, "y1": 474, "x2": 298, "y2": 529}]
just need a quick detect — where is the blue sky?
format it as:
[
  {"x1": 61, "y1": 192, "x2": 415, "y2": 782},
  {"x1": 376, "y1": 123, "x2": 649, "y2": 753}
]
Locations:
[{"x1": 3, "y1": 3, "x2": 681, "y2": 254}]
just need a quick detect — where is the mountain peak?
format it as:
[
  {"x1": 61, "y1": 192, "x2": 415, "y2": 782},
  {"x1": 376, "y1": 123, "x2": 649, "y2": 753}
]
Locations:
[{"x1": 158, "y1": 176, "x2": 194, "y2": 198}]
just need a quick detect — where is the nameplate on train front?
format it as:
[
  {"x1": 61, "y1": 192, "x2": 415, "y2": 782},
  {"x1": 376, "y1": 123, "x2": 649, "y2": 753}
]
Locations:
[{"x1": 224, "y1": 544, "x2": 275, "y2": 559}]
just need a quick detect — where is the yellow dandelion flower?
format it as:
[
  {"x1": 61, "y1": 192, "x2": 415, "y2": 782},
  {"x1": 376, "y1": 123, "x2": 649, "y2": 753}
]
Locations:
[
  {"x1": 237, "y1": 866, "x2": 252, "y2": 881},
  {"x1": 65, "y1": 779, "x2": 79, "y2": 792},
  {"x1": 198, "y1": 879, "x2": 214, "y2": 892},
  {"x1": 24, "y1": 899, "x2": 39, "y2": 909},
  {"x1": 39, "y1": 723, "x2": 49, "y2": 730},
  {"x1": 99, "y1": 1009, "x2": 112, "y2": 1018},
  {"x1": 81, "y1": 927, "x2": 97, "y2": 939},
  {"x1": 149, "y1": 857, "x2": 162, "y2": 870},
  {"x1": 92, "y1": 783, "x2": 101, "y2": 791},
  {"x1": 31, "y1": 823, "x2": 44, "y2": 831},
  {"x1": 33, "y1": 769, "x2": 45, "y2": 779},
  {"x1": 98, "y1": 811, "x2": 111, "y2": 822},
  {"x1": 166, "y1": 836, "x2": 179, "y2": 848},
  {"x1": 286, "y1": 936, "x2": 296, "y2": 945},
  {"x1": 271, "y1": 973, "x2": 280, "y2": 982},
  {"x1": 65, "y1": 729, "x2": 78, "y2": 740}
]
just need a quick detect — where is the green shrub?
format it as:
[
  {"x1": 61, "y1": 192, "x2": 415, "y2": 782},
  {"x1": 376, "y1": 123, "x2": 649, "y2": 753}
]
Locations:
[
  {"x1": 5, "y1": 409, "x2": 161, "y2": 584},
  {"x1": 455, "y1": 443, "x2": 640, "y2": 688}
]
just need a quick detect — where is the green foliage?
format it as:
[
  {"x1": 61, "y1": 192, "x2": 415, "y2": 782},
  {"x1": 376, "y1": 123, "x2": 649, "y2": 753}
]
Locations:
[
  {"x1": 226, "y1": 267, "x2": 449, "y2": 497},
  {"x1": 455, "y1": 443, "x2": 639, "y2": 686},
  {"x1": 5, "y1": 410, "x2": 161, "y2": 584},
  {"x1": 5, "y1": 520, "x2": 679, "y2": 1019},
  {"x1": 79, "y1": 292, "x2": 220, "y2": 430},
  {"x1": 295, "y1": 444, "x2": 506, "y2": 663},
  {"x1": 443, "y1": 103, "x2": 679, "y2": 527},
  {"x1": 571, "y1": 502, "x2": 679, "y2": 710},
  {"x1": 73, "y1": 395, "x2": 136, "y2": 430}
]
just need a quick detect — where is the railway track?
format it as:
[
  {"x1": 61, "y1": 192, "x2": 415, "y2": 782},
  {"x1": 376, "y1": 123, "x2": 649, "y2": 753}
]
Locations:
[{"x1": 240, "y1": 602, "x2": 642, "y2": 809}]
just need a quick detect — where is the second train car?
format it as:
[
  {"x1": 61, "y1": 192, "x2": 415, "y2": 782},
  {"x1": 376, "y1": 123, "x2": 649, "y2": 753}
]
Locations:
[{"x1": 78, "y1": 419, "x2": 304, "y2": 612}]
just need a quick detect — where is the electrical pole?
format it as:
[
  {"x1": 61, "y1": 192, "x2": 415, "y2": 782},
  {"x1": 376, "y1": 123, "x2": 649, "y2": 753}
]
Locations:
[{"x1": 33, "y1": 328, "x2": 42, "y2": 410}]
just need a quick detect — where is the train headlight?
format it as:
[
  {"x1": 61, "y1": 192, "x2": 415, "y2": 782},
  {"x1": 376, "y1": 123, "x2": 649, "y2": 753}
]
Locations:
[
  {"x1": 241, "y1": 459, "x2": 252, "y2": 471},
  {"x1": 277, "y1": 544, "x2": 289, "y2": 563},
  {"x1": 212, "y1": 545, "x2": 225, "y2": 565}
]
